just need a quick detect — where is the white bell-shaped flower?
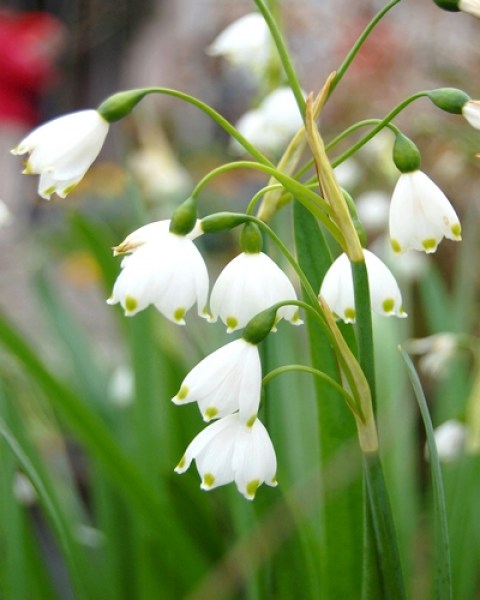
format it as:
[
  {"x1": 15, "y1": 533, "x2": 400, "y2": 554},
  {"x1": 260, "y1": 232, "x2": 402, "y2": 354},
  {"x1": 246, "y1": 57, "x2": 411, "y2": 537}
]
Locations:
[
  {"x1": 389, "y1": 170, "x2": 461, "y2": 254},
  {"x1": 172, "y1": 338, "x2": 261, "y2": 424},
  {"x1": 210, "y1": 252, "x2": 302, "y2": 333},
  {"x1": 459, "y1": 0, "x2": 480, "y2": 18},
  {"x1": 320, "y1": 249, "x2": 407, "y2": 324},
  {"x1": 405, "y1": 333, "x2": 458, "y2": 379},
  {"x1": 462, "y1": 99, "x2": 480, "y2": 129},
  {"x1": 175, "y1": 413, "x2": 277, "y2": 500},
  {"x1": 107, "y1": 231, "x2": 209, "y2": 324},
  {"x1": 12, "y1": 110, "x2": 109, "y2": 200},
  {"x1": 206, "y1": 12, "x2": 271, "y2": 72},
  {"x1": 231, "y1": 87, "x2": 304, "y2": 156},
  {"x1": 113, "y1": 219, "x2": 203, "y2": 255}
]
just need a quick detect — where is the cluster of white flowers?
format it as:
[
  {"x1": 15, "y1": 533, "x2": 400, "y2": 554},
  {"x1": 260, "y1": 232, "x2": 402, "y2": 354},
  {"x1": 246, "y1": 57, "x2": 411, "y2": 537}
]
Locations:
[{"x1": 11, "y1": 8, "x2": 480, "y2": 500}]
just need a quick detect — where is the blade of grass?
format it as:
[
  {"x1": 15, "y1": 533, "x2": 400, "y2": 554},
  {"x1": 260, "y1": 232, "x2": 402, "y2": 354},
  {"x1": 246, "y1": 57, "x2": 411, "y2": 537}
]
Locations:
[
  {"x1": 399, "y1": 346, "x2": 452, "y2": 599},
  {"x1": 0, "y1": 312, "x2": 207, "y2": 586},
  {"x1": 293, "y1": 200, "x2": 362, "y2": 598}
]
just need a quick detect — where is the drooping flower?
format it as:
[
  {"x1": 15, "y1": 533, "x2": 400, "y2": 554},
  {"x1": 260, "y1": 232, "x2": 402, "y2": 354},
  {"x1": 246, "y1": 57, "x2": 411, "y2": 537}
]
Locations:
[
  {"x1": 319, "y1": 249, "x2": 407, "y2": 323},
  {"x1": 210, "y1": 252, "x2": 302, "y2": 333},
  {"x1": 172, "y1": 338, "x2": 261, "y2": 423},
  {"x1": 107, "y1": 229, "x2": 209, "y2": 324},
  {"x1": 206, "y1": 12, "x2": 271, "y2": 72},
  {"x1": 432, "y1": 0, "x2": 480, "y2": 18},
  {"x1": 112, "y1": 219, "x2": 203, "y2": 255},
  {"x1": 230, "y1": 87, "x2": 304, "y2": 156},
  {"x1": 175, "y1": 413, "x2": 277, "y2": 500},
  {"x1": 389, "y1": 170, "x2": 461, "y2": 254},
  {"x1": 462, "y1": 99, "x2": 480, "y2": 129},
  {"x1": 405, "y1": 333, "x2": 458, "y2": 379},
  {"x1": 12, "y1": 110, "x2": 109, "y2": 199}
]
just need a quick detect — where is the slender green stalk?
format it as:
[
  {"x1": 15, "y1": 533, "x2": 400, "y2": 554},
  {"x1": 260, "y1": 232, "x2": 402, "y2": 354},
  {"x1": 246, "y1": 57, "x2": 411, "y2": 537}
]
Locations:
[
  {"x1": 329, "y1": 0, "x2": 403, "y2": 97},
  {"x1": 399, "y1": 347, "x2": 452, "y2": 599},
  {"x1": 0, "y1": 419, "x2": 89, "y2": 600},
  {"x1": 263, "y1": 364, "x2": 356, "y2": 407},
  {"x1": 103, "y1": 87, "x2": 274, "y2": 167},
  {"x1": 351, "y1": 260, "x2": 377, "y2": 409},
  {"x1": 254, "y1": 0, "x2": 306, "y2": 116},
  {"x1": 332, "y1": 92, "x2": 428, "y2": 167},
  {"x1": 363, "y1": 452, "x2": 406, "y2": 599},
  {"x1": 192, "y1": 160, "x2": 333, "y2": 220}
]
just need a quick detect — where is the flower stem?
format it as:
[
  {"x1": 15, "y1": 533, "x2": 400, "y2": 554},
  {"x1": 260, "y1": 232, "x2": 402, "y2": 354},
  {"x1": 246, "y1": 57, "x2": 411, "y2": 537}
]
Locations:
[
  {"x1": 332, "y1": 92, "x2": 428, "y2": 167},
  {"x1": 351, "y1": 260, "x2": 377, "y2": 409},
  {"x1": 191, "y1": 162, "x2": 344, "y2": 245},
  {"x1": 263, "y1": 364, "x2": 356, "y2": 409},
  {"x1": 254, "y1": 0, "x2": 306, "y2": 116},
  {"x1": 329, "y1": 0, "x2": 403, "y2": 97}
]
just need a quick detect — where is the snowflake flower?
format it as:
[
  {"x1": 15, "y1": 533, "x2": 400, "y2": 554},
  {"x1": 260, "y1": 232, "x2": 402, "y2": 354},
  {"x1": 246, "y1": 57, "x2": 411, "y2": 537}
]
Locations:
[
  {"x1": 107, "y1": 229, "x2": 209, "y2": 324},
  {"x1": 320, "y1": 249, "x2": 407, "y2": 323},
  {"x1": 389, "y1": 170, "x2": 461, "y2": 254},
  {"x1": 172, "y1": 338, "x2": 261, "y2": 424},
  {"x1": 175, "y1": 414, "x2": 277, "y2": 500},
  {"x1": 12, "y1": 110, "x2": 109, "y2": 199},
  {"x1": 210, "y1": 252, "x2": 302, "y2": 333}
]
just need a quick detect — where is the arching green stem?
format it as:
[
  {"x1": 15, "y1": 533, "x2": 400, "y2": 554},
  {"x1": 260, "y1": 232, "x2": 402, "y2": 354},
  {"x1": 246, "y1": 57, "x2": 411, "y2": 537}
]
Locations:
[
  {"x1": 329, "y1": 0, "x2": 403, "y2": 97},
  {"x1": 332, "y1": 92, "x2": 428, "y2": 167},
  {"x1": 254, "y1": 0, "x2": 306, "y2": 116},
  {"x1": 103, "y1": 87, "x2": 274, "y2": 167},
  {"x1": 263, "y1": 364, "x2": 356, "y2": 409},
  {"x1": 192, "y1": 161, "x2": 344, "y2": 245}
]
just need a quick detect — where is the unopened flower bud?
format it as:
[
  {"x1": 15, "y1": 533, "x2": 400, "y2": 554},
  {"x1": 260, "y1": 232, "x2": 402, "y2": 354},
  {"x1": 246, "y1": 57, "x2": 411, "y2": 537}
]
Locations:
[
  {"x1": 392, "y1": 133, "x2": 421, "y2": 174},
  {"x1": 243, "y1": 306, "x2": 279, "y2": 344},
  {"x1": 432, "y1": 0, "x2": 480, "y2": 18},
  {"x1": 200, "y1": 212, "x2": 247, "y2": 233},
  {"x1": 169, "y1": 197, "x2": 198, "y2": 236},
  {"x1": 97, "y1": 89, "x2": 152, "y2": 123},
  {"x1": 428, "y1": 88, "x2": 471, "y2": 114},
  {"x1": 240, "y1": 222, "x2": 263, "y2": 254}
]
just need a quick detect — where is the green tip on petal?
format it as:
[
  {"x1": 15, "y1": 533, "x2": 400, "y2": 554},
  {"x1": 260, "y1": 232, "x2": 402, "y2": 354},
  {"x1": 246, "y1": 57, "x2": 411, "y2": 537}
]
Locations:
[
  {"x1": 246, "y1": 414, "x2": 257, "y2": 428},
  {"x1": 391, "y1": 239, "x2": 402, "y2": 254},
  {"x1": 344, "y1": 307, "x2": 356, "y2": 321},
  {"x1": 451, "y1": 223, "x2": 462, "y2": 239},
  {"x1": 173, "y1": 307, "x2": 186, "y2": 323},
  {"x1": 246, "y1": 480, "x2": 260, "y2": 499},
  {"x1": 203, "y1": 473, "x2": 215, "y2": 488},
  {"x1": 175, "y1": 455, "x2": 186, "y2": 470},
  {"x1": 62, "y1": 183, "x2": 79, "y2": 196},
  {"x1": 422, "y1": 238, "x2": 438, "y2": 252},
  {"x1": 382, "y1": 298, "x2": 395, "y2": 314},
  {"x1": 175, "y1": 385, "x2": 189, "y2": 401},
  {"x1": 41, "y1": 185, "x2": 57, "y2": 198},
  {"x1": 125, "y1": 296, "x2": 138, "y2": 313},
  {"x1": 204, "y1": 407, "x2": 219, "y2": 420},
  {"x1": 226, "y1": 316, "x2": 238, "y2": 331}
]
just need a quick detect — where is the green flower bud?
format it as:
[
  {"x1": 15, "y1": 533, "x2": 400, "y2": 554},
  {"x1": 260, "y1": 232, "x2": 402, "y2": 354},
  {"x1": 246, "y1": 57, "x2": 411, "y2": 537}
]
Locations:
[
  {"x1": 200, "y1": 212, "x2": 247, "y2": 233},
  {"x1": 97, "y1": 89, "x2": 151, "y2": 123},
  {"x1": 170, "y1": 197, "x2": 197, "y2": 235},
  {"x1": 393, "y1": 133, "x2": 421, "y2": 174},
  {"x1": 243, "y1": 306, "x2": 278, "y2": 345},
  {"x1": 432, "y1": 0, "x2": 460, "y2": 12},
  {"x1": 240, "y1": 222, "x2": 263, "y2": 254},
  {"x1": 428, "y1": 88, "x2": 471, "y2": 114}
]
